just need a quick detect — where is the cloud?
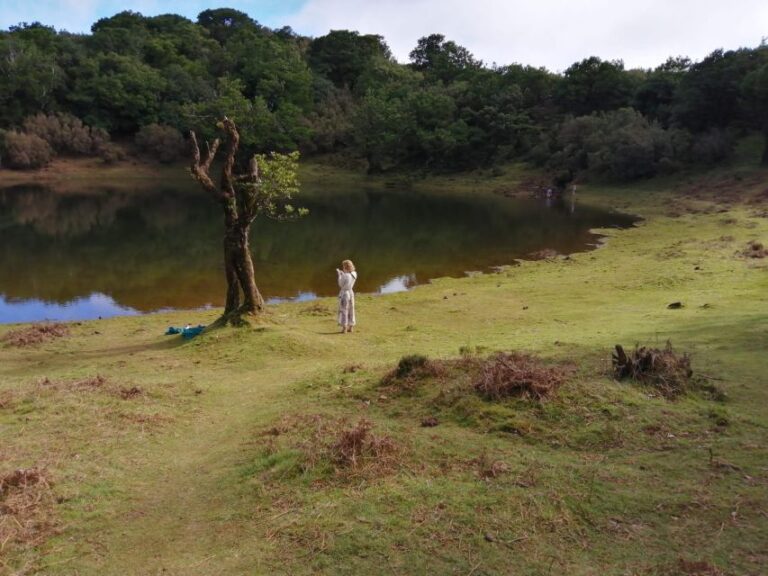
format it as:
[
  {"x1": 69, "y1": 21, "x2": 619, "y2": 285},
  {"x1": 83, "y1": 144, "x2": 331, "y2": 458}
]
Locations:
[
  {"x1": 291, "y1": 0, "x2": 768, "y2": 70},
  {"x1": 2, "y1": 0, "x2": 765, "y2": 70},
  {"x1": 0, "y1": 0, "x2": 100, "y2": 32}
]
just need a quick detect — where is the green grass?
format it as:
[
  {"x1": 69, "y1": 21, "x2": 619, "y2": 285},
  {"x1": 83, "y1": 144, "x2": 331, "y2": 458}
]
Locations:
[{"x1": 1, "y1": 159, "x2": 767, "y2": 575}]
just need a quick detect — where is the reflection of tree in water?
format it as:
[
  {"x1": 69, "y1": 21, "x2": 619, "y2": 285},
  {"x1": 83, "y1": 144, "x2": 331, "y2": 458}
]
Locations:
[
  {"x1": 4, "y1": 186, "x2": 133, "y2": 237},
  {"x1": 0, "y1": 183, "x2": 637, "y2": 314}
]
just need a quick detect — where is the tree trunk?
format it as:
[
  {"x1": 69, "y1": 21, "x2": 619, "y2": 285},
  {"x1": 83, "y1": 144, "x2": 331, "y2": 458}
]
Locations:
[
  {"x1": 229, "y1": 223, "x2": 264, "y2": 314},
  {"x1": 223, "y1": 241, "x2": 241, "y2": 314},
  {"x1": 221, "y1": 210, "x2": 264, "y2": 317}
]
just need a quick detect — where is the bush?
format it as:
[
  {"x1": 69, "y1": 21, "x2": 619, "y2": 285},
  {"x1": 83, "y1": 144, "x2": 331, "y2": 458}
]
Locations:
[
  {"x1": 552, "y1": 108, "x2": 679, "y2": 181},
  {"x1": 135, "y1": 124, "x2": 187, "y2": 163},
  {"x1": 689, "y1": 128, "x2": 733, "y2": 164},
  {"x1": 97, "y1": 142, "x2": 126, "y2": 164},
  {"x1": 22, "y1": 113, "x2": 110, "y2": 156},
  {"x1": 0, "y1": 131, "x2": 53, "y2": 169},
  {"x1": 473, "y1": 352, "x2": 568, "y2": 401},
  {"x1": 612, "y1": 342, "x2": 693, "y2": 399}
]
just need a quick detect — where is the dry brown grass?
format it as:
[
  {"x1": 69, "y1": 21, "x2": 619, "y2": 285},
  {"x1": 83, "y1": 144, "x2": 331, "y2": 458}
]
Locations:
[
  {"x1": 0, "y1": 468, "x2": 58, "y2": 559},
  {"x1": 472, "y1": 352, "x2": 569, "y2": 401},
  {"x1": 471, "y1": 453, "x2": 510, "y2": 480},
  {"x1": 2, "y1": 323, "x2": 69, "y2": 347},
  {"x1": 740, "y1": 240, "x2": 767, "y2": 259},
  {"x1": 612, "y1": 342, "x2": 693, "y2": 399},
  {"x1": 119, "y1": 386, "x2": 144, "y2": 400},
  {"x1": 0, "y1": 390, "x2": 15, "y2": 410},
  {"x1": 35, "y1": 375, "x2": 147, "y2": 402},
  {"x1": 664, "y1": 559, "x2": 726, "y2": 576},
  {"x1": 37, "y1": 374, "x2": 107, "y2": 392},
  {"x1": 329, "y1": 419, "x2": 398, "y2": 468},
  {"x1": 299, "y1": 302, "x2": 331, "y2": 316},
  {"x1": 258, "y1": 414, "x2": 402, "y2": 480}
]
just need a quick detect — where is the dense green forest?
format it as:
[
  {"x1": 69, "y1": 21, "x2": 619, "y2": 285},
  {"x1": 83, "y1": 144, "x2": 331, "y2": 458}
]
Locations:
[{"x1": 1, "y1": 8, "x2": 767, "y2": 180}]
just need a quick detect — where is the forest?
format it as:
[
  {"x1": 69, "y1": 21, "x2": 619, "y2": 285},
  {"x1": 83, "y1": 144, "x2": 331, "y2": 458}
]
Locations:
[{"x1": 1, "y1": 7, "x2": 767, "y2": 181}]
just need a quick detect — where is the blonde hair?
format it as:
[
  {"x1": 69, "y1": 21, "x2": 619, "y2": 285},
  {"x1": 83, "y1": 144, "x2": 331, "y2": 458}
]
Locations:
[{"x1": 341, "y1": 259, "x2": 356, "y2": 272}]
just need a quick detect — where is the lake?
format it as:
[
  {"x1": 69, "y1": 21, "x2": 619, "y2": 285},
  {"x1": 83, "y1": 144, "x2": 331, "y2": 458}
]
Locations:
[{"x1": 0, "y1": 180, "x2": 637, "y2": 324}]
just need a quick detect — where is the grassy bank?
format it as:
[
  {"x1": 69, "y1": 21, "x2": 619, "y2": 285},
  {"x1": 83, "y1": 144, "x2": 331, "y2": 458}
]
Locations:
[{"x1": 1, "y1": 158, "x2": 766, "y2": 575}]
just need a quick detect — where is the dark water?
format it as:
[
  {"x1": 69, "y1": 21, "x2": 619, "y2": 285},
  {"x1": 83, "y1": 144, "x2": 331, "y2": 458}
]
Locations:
[{"x1": 0, "y1": 181, "x2": 637, "y2": 324}]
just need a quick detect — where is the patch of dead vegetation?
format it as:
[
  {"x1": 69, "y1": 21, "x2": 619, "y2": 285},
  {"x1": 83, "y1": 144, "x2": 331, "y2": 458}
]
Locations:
[
  {"x1": 678, "y1": 173, "x2": 765, "y2": 207},
  {"x1": 118, "y1": 386, "x2": 144, "y2": 400},
  {"x1": 0, "y1": 468, "x2": 58, "y2": 556},
  {"x1": 2, "y1": 323, "x2": 69, "y2": 347},
  {"x1": 35, "y1": 375, "x2": 147, "y2": 402},
  {"x1": 381, "y1": 352, "x2": 571, "y2": 403},
  {"x1": 612, "y1": 343, "x2": 693, "y2": 399},
  {"x1": 473, "y1": 352, "x2": 570, "y2": 401},
  {"x1": 740, "y1": 240, "x2": 767, "y2": 259},
  {"x1": 0, "y1": 390, "x2": 15, "y2": 410},
  {"x1": 299, "y1": 302, "x2": 331, "y2": 316},
  {"x1": 380, "y1": 354, "x2": 447, "y2": 389},
  {"x1": 471, "y1": 453, "x2": 509, "y2": 480},
  {"x1": 117, "y1": 412, "x2": 173, "y2": 427},
  {"x1": 747, "y1": 187, "x2": 768, "y2": 206},
  {"x1": 257, "y1": 414, "x2": 403, "y2": 482},
  {"x1": 342, "y1": 363, "x2": 363, "y2": 374},
  {"x1": 662, "y1": 558, "x2": 726, "y2": 576},
  {"x1": 37, "y1": 374, "x2": 107, "y2": 392},
  {"x1": 330, "y1": 419, "x2": 398, "y2": 468}
]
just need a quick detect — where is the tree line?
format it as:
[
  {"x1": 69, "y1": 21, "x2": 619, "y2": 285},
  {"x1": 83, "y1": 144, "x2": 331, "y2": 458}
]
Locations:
[{"x1": 1, "y1": 8, "x2": 767, "y2": 180}]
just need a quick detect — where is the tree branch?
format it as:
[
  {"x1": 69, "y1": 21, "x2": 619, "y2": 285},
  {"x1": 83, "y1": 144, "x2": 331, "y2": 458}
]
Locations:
[
  {"x1": 220, "y1": 117, "x2": 239, "y2": 202},
  {"x1": 189, "y1": 129, "x2": 221, "y2": 197}
]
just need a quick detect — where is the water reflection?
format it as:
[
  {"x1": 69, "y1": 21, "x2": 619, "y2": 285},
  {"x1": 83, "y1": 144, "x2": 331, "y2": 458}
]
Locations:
[
  {"x1": 0, "y1": 293, "x2": 140, "y2": 323},
  {"x1": 0, "y1": 182, "x2": 637, "y2": 323},
  {"x1": 379, "y1": 274, "x2": 416, "y2": 294}
]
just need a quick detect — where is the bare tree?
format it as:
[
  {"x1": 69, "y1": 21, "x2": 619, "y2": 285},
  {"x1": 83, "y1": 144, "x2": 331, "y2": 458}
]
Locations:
[{"x1": 189, "y1": 117, "x2": 304, "y2": 324}]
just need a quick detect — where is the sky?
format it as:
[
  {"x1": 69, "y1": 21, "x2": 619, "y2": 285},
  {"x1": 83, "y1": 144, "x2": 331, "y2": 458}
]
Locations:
[{"x1": 0, "y1": 0, "x2": 766, "y2": 71}]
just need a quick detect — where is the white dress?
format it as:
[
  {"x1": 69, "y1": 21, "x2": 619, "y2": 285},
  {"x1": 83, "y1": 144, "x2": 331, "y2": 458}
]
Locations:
[{"x1": 337, "y1": 270, "x2": 357, "y2": 327}]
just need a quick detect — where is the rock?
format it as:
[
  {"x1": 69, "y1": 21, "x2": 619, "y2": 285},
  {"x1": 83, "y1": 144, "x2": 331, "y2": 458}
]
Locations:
[{"x1": 667, "y1": 302, "x2": 684, "y2": 309}]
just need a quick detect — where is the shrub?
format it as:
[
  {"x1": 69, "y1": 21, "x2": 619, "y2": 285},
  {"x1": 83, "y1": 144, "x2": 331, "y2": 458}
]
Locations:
[
  {"x1": 552, "y1": 108, "x2": 679, "y2": 181},
  {"x1": 380, "y1": 354, "x2": 446, "y2": 387},
  {"x1": 0, "y1": 131, "x2": 53, "y2": 169},
  {"x1": 22, "y1": 113, "x2": 110, "y2": 156},
  {"x1": 612, "y1": 342, "x2": 693, "y2": 399},
  {"x1": 2, "y1": 323, "x2": 69, "y2": 347},
  {"x1": 135, "y1": 124, "x2": 187, "y2": 163},
  {"x1": 330, "y1": 419, "x2": 397, "y2": 468},
  {"x1": 96, "y1": 142, "x2": 126, "y2": 164},
  {"x1": 473, "y1": 352, "x2": 568, "y2": 400},
  {"x1": 689, "y1": 128, "x2": 733, "y2": 164},
  {"x1": 394, "y1": 354, "x2": 429, "y2": 378}
]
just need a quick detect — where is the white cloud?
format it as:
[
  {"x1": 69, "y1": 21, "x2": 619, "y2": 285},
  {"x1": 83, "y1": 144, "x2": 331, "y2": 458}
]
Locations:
[
  {"x1": 291, "y1": 0, "x2": 768, "y2": 70},
  {"x1": 0, "y1": 0, "x2": 108, "y2": 32}
]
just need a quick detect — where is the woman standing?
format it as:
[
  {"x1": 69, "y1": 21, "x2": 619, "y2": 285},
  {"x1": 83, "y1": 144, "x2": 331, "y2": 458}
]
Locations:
[{"x1": 337, "y1": 259, "x2": 357, "y2": 333}]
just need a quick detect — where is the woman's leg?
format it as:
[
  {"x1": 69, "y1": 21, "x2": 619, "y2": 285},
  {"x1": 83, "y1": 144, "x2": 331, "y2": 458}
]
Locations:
[
  {"x1": 338, "y1": 293, "x2": 349, "y2": 332},
  {"x1": 347, "y1": 293, "x2": 355, "y2": 332}
]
